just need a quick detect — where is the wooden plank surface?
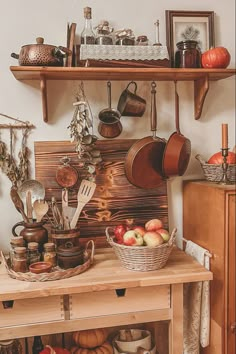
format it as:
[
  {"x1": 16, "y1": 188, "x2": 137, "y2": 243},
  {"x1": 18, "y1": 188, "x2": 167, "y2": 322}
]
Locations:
[
  {"x1": 0, "y1": 247, "x2": 213, "y2": 301},
  {"x1": 34, "y1": 139, "x2": 168, "y2": 244}
]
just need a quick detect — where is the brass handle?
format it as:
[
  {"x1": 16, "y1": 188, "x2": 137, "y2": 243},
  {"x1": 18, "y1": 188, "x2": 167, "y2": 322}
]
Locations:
[{"x1": 230, "y1": 322, "x2": 236, "y2": 333}]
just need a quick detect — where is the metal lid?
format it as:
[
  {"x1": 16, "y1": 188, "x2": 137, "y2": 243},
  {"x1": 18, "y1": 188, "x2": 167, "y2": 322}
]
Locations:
[{"x1": 57, "y1": 242, "x2": 83, "y2": 257}]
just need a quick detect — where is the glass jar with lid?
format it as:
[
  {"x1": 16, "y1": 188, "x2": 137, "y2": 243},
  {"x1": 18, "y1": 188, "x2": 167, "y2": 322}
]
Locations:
[
  {"x1": 9, "y1": 236, "x2": 25, "y2": 265},
  {"x1": 95, "y1": 20, "x2": 113, "y2": 45},
  {"x1": 12, "y1": 246, "x2": 28, "y2": 273},
  {"x1": 27, "y1": 242, "x2": 41, "y2": 265},
  {"x1": 175, "y1": 40, "x2": 201, "y2": 68},
  {"x1": 43, "y1": 242, "x2": 57, "y2": 267},
  {"x1": 0, "y1": 339, "x2": 22, "y2": 354},
  {"x1": 136, "y1": 35, "x2": 149, "y2": 46}
]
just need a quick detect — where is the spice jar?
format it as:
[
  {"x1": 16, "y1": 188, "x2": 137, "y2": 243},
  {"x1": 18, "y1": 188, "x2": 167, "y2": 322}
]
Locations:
[
  {"x1": 175, "y1": 40, "x2": 201, "y2": 68},
  {"x1": 57, "y1": 242, "x2": 84, "y2": 269},
  {"x1": 12, "y1": 246, "x2": 28, "y2": 273},
  {"x1": 9, "y1": 236, "x2": 25, "y2": 265},
  {"x1": 43, "y1": 242, "x2": 57, "y2": 267},
  {"x1": 27, "y1": 242, "x2": 41, "y2": 265},
  {"x1": 136, "y1": 35, "x2": 149, "y2": 46},
  {"x1": 0, "y1": 339, "x2": 22, "y2": 354}
]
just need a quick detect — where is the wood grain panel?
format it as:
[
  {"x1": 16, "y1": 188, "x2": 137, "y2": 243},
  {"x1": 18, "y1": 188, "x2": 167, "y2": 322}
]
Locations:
[{"x1": 34, "y1": 140, "x2": 168, "y2": 244}]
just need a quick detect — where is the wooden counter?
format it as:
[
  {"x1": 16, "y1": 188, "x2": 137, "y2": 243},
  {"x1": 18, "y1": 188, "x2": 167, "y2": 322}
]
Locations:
[{"x1": 0, "y1": 247, "x2": 212, "y2": 354}]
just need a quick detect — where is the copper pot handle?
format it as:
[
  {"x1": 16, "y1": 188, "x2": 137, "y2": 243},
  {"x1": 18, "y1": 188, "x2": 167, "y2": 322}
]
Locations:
[
  {"x1": 12, "y1": 221, "x2": 24, "y2": 237},
  {"x1": 125, "y1": 81, "x2": 137, "y2": 94},
  {"x1": 11, "y1": 53, "x2": 19, "y2": 59}
]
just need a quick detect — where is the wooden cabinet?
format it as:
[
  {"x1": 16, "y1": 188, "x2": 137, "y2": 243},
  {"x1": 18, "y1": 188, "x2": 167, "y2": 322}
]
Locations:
[
  {"x1": 10, "y1": 66, "x2": 236, "y2": 122},
  {"x1": 183, "y1": 180, "x2": 236, "y2": 354}
]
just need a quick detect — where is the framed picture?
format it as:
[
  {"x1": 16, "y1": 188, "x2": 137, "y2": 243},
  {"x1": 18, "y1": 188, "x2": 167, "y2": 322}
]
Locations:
[{"x1": 165, "y1": 10, "x2": 215, "y2": 66}]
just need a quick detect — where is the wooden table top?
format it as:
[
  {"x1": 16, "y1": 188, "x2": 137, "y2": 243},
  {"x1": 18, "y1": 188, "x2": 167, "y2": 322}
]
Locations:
[{"x1": 0, "y1": 247, "x2": 212, "y2": 301}]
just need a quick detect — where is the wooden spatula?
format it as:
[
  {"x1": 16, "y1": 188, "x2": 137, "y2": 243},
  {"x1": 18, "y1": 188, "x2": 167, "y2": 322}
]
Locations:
[
  {"x1": 70, "y1": 180, "x2": 96, "y2": 229},
  {"x1": 10, "y1": 186, "x2": 29, "y2": 223}
]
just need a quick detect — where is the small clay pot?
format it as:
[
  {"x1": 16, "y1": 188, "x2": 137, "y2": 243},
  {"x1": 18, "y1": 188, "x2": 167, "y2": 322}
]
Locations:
[{"x1": 29, "y1": 261, "x2": 52, "y2": 274}]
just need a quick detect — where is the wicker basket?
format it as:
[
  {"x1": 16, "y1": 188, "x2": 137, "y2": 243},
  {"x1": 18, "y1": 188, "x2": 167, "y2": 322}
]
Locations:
[
  {"x1": 1, "y1": 240, "x2": 94, "y2": 282},
  {"x1": 196, "y1": 154, "x2": 236, "y2": 183},
  {"x1": 106, "y1": 227, "x2": 176, "y2": 272}
]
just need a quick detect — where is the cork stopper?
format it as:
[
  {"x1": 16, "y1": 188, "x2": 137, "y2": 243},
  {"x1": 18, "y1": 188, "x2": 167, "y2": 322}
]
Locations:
[
  {"x1": 10, "y1": 236, "x2": 25, "y2": 247},
  {"x1": 14, "y1": 246, "x2": 27, "y2": 255},
  {"x1": 84, "y1": 7, "x2": 92, "y2": 19},
  {"x1": 28, "y1": 242, "x2": 39, "y2": 251},
  {"x1": 44, "y1": 242, "x2": 56, "y2": 251}
]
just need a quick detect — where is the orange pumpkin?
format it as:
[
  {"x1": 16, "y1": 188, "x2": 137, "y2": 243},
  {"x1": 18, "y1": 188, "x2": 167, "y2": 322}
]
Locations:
[
  {"x1": 72, "y1": 342, "x2": 113, "y2": 354},
  {"x1": 72, "y1": 329, "x2": 108, "y2": 348},
  {"x1": 201, "y1": 46, "x2": 231, "y2": 68}
]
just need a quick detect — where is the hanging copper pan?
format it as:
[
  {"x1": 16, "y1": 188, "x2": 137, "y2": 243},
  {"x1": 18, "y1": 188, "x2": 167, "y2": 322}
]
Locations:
[
  {"x1": 162, "y1": 82, "x2": 191, "y2": 177},
  {"x1": 124, "y1": 82, "x2": 166, "y2": 189}
]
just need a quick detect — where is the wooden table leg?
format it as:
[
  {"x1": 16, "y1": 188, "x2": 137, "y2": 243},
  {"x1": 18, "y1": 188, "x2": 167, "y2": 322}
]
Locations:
[{"x1": 169, "y1": 283, "x2": 183, "y2": 354}]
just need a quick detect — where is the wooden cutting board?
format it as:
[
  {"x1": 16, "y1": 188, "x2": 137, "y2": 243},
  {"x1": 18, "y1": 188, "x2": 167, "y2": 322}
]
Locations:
[{"x1": 34, "y1": 139, "x2": 168, "y2": 247}]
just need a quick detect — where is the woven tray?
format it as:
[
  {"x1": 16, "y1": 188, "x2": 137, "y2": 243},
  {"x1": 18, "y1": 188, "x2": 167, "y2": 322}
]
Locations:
[
  {"x1": 1, "y1": 240, "x2": 94, "y2": 282},
  {"x1": 106, "y1": 227, "x2": 176, "y2": 271},
  {"x1": 196, "y1": 154, "x2": 236, "y2": 182}
]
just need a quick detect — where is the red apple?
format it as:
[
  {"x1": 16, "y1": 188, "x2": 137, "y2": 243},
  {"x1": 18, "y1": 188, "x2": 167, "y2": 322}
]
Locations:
[
  {"x1": 123, "y1": 230, "x2": 144, "y2": 246},
  {"x1": 143, "y1": 231, "x2": 164, "y2": 247},
  {"x1": 158, "y1": 228, "x2": 170, "y2": 242},
  {"x1": 145, "y1": 218, "x2": 163, "y2": 232},
  {"x1": 132, "y1": 225, "x2": 146, "y2": 237},
  {"x1": 114, "y1": 224, "x2": 128, "y2": 243}
]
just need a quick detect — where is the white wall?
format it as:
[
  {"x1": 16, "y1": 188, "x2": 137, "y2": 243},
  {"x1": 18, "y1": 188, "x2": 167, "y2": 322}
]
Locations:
[{"x1": 0, "y1": 0, "x2": 235, "y2": 252}]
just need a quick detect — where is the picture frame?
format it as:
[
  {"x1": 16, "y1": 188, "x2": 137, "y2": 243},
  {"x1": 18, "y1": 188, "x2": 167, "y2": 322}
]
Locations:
[{"x1": 165, "y1": 10, "x2": 215, "y2": 66}]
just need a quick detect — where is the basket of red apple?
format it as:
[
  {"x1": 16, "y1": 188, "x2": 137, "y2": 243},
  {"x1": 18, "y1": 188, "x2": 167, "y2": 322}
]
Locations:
[{"x1": 105, "y1": 219, "x2": 177, "y2": 271}]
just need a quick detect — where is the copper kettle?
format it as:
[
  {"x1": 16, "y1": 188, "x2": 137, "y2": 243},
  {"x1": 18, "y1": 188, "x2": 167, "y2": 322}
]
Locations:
[{"x1": 11, "y1": 37, "x2": 71, "y2": 66}]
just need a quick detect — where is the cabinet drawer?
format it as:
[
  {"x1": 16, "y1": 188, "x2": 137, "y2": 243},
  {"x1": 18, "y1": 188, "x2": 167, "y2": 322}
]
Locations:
[
  {"x1": 70, "y1": 285, "x2": 170, "y2": 319},
  {"x1": 0, "y1": 296, "x2": 64, "y2": 327}
]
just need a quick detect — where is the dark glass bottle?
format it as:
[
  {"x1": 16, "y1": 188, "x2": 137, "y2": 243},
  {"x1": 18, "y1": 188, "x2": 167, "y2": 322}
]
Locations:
[
  {"x1": 32, "y1": 336, "x2": 44, "y2": 354},
  {"x1": 81, "y1": 7, "x2": 95, "y2": 44},
  {"x1": 175, "y1": 40, "x2": 201, "y2": 68}
]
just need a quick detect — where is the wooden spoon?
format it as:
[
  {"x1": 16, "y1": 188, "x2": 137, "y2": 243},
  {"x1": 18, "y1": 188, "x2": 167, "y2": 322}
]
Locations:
[
  {"x1": 10, "y1": 186, "x2": 29, "y2": 223},
  {"x1": 33, "y1": 199, "x2": 49, "y2": 222}
]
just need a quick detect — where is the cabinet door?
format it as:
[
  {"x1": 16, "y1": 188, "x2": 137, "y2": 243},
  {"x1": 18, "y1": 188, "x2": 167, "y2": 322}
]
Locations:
[{"x1": 227, "y1": 193, "x2": 236, "y2": 353}]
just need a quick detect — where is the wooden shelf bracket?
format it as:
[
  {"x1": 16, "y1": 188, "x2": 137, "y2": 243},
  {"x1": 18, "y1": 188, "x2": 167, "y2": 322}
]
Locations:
[
  {"x1": 40, "y1": 75, "x2": 48, "y2": 122},
  {"x1": 194, "y1": 75, "x2": 209, "y2": 120}
]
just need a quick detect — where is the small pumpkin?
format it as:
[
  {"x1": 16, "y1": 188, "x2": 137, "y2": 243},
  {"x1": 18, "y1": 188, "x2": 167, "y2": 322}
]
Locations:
[
  {"x1": 71, "y1": 342, "x2": 113, "y2": 354},
  {"x1": 201, "y1": 46, "x2": 231, "y2": 68},
  {"x1": 39, "y1": 345, "x2": 70, "y2": 354},
  {"x1": 72, "y1": 328, "x2": 108, "y2": 348},
  {"x1": 208, "y1": 151, "x2": 236, "y2": 164}
]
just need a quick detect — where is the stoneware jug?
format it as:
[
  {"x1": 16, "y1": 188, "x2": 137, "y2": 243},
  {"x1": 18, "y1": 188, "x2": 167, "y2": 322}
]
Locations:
[{"x1": 12, "y1": 220, "x2": 48, "y2": 252}]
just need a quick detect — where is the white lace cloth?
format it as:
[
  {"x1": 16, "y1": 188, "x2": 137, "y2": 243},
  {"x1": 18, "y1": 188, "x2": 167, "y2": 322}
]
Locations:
[
  {"x1": 80, "y1": 44, "x2": 169, "y2": 60},
  {"x1": 183, "y1": 240, "x2": 210, "y2": 354}
]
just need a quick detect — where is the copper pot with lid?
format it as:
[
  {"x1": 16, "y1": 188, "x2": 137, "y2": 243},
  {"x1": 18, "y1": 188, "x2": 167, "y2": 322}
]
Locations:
[
  {"x1": 11, "y1": 37, "x2": 71, "y2": 66},
  {"x1": 57, "y1": 241, "x2": 84, "y2": 269}
]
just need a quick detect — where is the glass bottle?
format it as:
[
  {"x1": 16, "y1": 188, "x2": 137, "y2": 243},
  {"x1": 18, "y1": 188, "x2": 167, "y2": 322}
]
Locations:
[
  {"x1": 32, "y1": 336, "x2": 44, "y2": 354},
  {"x1": 27, "y1": 242, "x2": 41, "y2": 265},
  {"x1": 12, "y1": 246, "x2": 28, "y2": 273},
  {"x1": 81, "y1": 7, "x2": 96, "y2": 44},
  {"x1": 43, "y1": 242, "x2": 57, "y2": 267}
]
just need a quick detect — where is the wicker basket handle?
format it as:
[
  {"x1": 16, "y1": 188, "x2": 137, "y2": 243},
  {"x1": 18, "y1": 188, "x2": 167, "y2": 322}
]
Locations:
[
  {"x1": 168, "y1": 227, "x2": 177, "y2": 246},
  {"x1": 84, "y1": 239, "x2": 95, "y2": 264},
  {"x1": 195, "y1": 154, "x2": 206, "y2": 165},
  {"x1": 105, "y1": 226, "x2": 114, "y2": 242}
]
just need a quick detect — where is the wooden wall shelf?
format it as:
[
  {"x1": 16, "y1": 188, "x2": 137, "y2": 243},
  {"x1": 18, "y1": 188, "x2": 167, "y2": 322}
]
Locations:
[{"x1": 10, "y1": 66, "x2": 236, "y2": 123}]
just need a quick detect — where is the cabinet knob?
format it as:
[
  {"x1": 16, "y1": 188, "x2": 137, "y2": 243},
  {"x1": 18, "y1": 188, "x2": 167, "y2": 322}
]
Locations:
[{"x1": 230, "y1": 322, "x2": 236, "y2": 333}]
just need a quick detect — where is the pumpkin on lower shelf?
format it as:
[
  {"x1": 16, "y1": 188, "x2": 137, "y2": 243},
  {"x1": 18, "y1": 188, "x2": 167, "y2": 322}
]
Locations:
[
  {"x1": 39, "y1": 345, "x2": 70, "y2": 354},
  {"x1": 72, "y1": 329, "x2": 108, "y2": 348},
  {"x1": 71, "y1": 341, "x2": 113, "y2": 354}
]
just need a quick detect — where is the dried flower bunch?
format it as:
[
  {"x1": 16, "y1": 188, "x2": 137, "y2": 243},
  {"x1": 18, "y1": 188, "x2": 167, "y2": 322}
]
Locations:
[
  {"x1": 181, "y1": 25, "x2": 200, "y2": 41},
  {"x1": 0, "y1": 126, "x2": 30, "y2": 186},
  {"x1": 68, "y1": 82, "x2": 102, "y2": 181}
]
